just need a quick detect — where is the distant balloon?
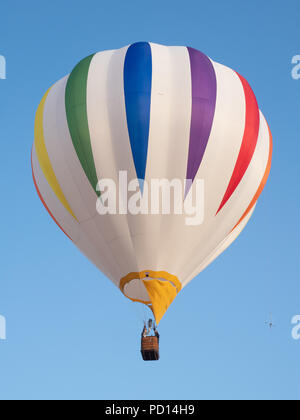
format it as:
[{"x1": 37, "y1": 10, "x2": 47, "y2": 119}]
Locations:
[{"x1": 32, "y1": 42, "x2": 272, "y2": 324}]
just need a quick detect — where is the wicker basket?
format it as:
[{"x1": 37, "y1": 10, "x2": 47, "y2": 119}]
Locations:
[{"x1": 141, "y1": 336, "x2": 160, "y2": 361}]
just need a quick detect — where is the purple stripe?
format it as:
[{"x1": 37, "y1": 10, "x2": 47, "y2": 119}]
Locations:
[{"x1": 185, "y1": 47, "x2": 217, "y2": 195}]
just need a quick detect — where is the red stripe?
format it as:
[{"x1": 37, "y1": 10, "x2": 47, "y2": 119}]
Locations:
[
  {"x1": 231, "y1": 122, "x2": 273, "y2": 231},
  {"x1": 31, "y1": 148, "x2": 72, "y2": 241},
  {"x1": 216, "y1": 73, "x2": 260, "y2": 214}
]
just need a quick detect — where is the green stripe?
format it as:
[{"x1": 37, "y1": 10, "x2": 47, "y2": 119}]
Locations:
[{"x1": 65, "y1": 54, "x2": 100, "y2": 196}]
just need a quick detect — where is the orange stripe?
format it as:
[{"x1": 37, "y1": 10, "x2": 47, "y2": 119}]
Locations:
[
  {"x1": 217, "y1": 73, "x2": 260, "y2": 214},
  {"x1": 232, "y1": 123, "x2": 273, "y2": 231},
  {"x1": 31, "y1": 148, "x2": 72, "y2": 241}
]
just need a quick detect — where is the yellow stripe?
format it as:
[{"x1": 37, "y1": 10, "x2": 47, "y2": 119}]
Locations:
[{"x1": 34, "y1": 87, "x2": 77, "y2": 220}]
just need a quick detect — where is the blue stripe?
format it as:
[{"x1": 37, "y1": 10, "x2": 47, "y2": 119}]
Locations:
[{"x1": 124, "y1": 42, "x2": 152, "y2": 186}]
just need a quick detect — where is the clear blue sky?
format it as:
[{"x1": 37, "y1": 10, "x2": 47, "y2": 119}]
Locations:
[{"x1": 0, "y1": 0, "x2": 299, "y2": 400}]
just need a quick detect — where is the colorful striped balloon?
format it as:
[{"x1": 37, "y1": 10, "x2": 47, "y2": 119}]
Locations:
[{"x1": 32, "y1": 42, "x2": 272, "y2": 324}]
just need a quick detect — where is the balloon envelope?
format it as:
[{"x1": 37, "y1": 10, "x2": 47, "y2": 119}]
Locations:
[{"x1": 32, "y1": 42, "x2": 272, "y2": 323}]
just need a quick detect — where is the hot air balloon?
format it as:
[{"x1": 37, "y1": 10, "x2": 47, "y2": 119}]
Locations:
[{"x1": 32, "y1": 42, "x2": 272, "y2": 360}]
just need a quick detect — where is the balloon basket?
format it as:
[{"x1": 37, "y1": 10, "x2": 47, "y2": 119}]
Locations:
[{"x1": 141, "y1": 336, "x2": 160, "y2": 361}]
